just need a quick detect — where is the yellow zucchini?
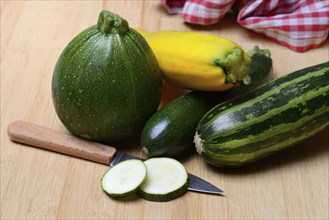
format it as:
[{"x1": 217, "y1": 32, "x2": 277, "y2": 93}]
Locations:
[{"x1": 137, "y1": 29, "x2": 252, "y2": 91}]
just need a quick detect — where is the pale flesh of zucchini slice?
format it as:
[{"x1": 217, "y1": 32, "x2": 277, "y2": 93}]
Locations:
[
  {"x1": 101, "y1": 159, "x2": 147, "y2": 197},
  {"x1": 138, "y1": 158, "x2": 189, "y2": 202}
]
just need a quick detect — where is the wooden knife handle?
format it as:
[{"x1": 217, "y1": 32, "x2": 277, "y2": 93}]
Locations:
[{"x1": 7, "y1": 120, "x2": 117, "y2": 165}]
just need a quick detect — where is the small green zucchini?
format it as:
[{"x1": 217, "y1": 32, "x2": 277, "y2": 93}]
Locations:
[
  {"x1": 194, "y1": 62, "x2": 329, "y2": 167},
  {"x1": 140, "y1": 46, "x2": 273, "y2": 157}
]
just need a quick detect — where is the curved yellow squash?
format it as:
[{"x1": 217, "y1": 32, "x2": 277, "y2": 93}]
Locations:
[{"x1": 136, "y1": 29, "x2": 252, "y2": 91}]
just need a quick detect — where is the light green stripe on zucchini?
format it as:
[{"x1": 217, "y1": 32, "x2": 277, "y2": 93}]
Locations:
[
  {"x1": 202, "y1": 118, "x2": 329, "y2": 166},
  {"x1": 205, "y1": 87, "x2": 329, "y2": 150},
  {"x1": 195, "y1": 61, "x2": 329, "y2": 167},
  {"x1": 202, "y1": 66, "x2": 328, "y2": 139}
]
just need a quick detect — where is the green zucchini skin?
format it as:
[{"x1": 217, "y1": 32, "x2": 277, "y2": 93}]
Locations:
[
  {"x1": 52, "y1": 11, "x2": 162, "y2": 143},
  {"x1": 137, "y1": 181, "x2": 188, "y2": 202},
  {"x1": 141, "y1": 92, "x2": 217, "y2": 156},
  {"x1": 195, "y1": 62, "x2": 329, "y2": 167},
  {"x1": 136, "y1": 158, "x2": 189, "y2": 202},
  {"x1": 140, "y1": 47, "x2": 273, "y2": 157}
]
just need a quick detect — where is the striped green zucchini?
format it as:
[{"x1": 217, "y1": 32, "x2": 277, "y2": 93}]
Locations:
[{"x1": 194, "y1": 62, "x2": 329, "y2": 167}]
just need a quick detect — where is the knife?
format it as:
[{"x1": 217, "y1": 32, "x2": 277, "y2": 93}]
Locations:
[{"x1": 7, "y1": 120, "x2": 224, "y2": 196}]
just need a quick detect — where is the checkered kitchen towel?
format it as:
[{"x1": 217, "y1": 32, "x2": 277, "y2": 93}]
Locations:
[{"x1": 161, "y1": 0, "x2": 329, "y2": 52}]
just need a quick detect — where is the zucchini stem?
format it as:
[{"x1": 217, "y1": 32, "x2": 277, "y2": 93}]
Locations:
[
  {"x1": 214, "y1": 48, "x2": 252, "y2": 85},
  {"x1": 194, "y1": 132, "x2": 204, "y2": 154},
  {"x1": 97, "y1": 10, "x2": 129, "y2": 35},
  {"x1": 248, "y1": 45, "x2": 271, "y2": 58}
]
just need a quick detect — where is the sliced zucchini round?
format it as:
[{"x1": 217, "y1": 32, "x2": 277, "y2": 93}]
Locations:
[
  {"x1": 138, "y1": 158, "x2": 189, "y2": 202},
  {"x1": 101, "y1": 159, "x2": 147, "y2": 198}
]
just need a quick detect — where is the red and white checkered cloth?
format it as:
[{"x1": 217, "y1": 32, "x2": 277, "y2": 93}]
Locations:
[{"x1": 161, "y1": 0, "x2": 329, "y2": 52}]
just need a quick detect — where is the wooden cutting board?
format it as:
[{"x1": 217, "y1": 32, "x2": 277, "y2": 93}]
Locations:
[{"x1": 1, "y1": 1, "x2": 328, "y2": 219}]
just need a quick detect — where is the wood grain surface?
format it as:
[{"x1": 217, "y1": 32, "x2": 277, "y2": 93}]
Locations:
[{"x1": 1, "y1": 1, "x2": 328, "y2": 219}]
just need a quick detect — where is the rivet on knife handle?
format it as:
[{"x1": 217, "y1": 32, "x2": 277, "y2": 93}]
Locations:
[{"x1": 7, "y1": 120, "x2": 116, "y2": 165}]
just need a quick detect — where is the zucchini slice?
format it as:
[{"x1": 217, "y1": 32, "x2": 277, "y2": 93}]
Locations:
[
  {"x1": 137, "y1": 158, "x2": 189, "y2": 202},
  {"x1": 101, "y1": 159, "x2": 147, "y2": 197}
]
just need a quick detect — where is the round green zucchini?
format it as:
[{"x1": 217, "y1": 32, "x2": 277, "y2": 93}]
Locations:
[
  {"x1": 195, "y1": 62, "x2": 329, "y2": 167},
  {"x1": 52, "y1": 10, "x2": 162, "y2": 143},
  {"x1": 140, "y1": 46, "x2": 273, "y2": 157}
]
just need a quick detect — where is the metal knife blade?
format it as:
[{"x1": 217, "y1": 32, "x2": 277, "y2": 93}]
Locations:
[{"x1": 7, "y1": 120, "x2": 224, "y2": 196}]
